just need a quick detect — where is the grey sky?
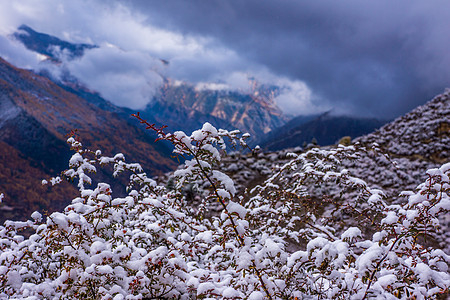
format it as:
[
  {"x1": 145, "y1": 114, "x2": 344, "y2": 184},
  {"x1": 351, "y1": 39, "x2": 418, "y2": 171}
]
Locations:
[{"x1": 0, "y1": 0, "x2": 449, "y2": 118}]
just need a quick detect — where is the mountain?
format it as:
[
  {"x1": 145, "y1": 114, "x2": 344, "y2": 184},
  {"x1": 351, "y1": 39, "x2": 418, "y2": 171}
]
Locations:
[
  {"x1": 0, "y1": 57, "x2": 177, "y2": 222},
  {"x1": 260, "y1": 111, "x2": 387, "y2": 151},
  {"x1": 354, "y1": 91, "x2": 449, "y2": 164},
  {"x1": 13, "y1": 24, "x2": 97, "y2": 61},
  {"x1": 0, "y1": 49, "x2": 285, "y2": 221},
  {"x1": 343, "y1": 89, "x2": 450, "y2": 196},
  {"x1": 12, "y1": 25, "x2": 289, "y2": 142},
  {"x1": 140, "y1": 80, "x2": 288, "y2": 143}
]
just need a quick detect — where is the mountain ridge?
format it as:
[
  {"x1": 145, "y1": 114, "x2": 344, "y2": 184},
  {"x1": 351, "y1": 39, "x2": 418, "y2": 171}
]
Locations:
[
  {"x1": 260, "y1": 111, "x2": 388, "y2": 150},
  {"x1": 13, "y1": 24, "x2": 97, "y2": 61},
  {"x1": 355, "y1": 90, "x2": 449, "y2": 164},
  {"x1": 11, "y1": 25, "x2": 290, "y2": 142},
  {"x1": 0, "y1": 57, "x2": 177, "y2": 222}
]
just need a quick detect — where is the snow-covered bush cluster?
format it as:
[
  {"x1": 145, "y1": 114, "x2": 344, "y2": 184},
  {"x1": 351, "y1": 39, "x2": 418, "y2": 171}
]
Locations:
[
  {"x1": 355, "y1": 90, "x2": 449, "y2": 162},
  {"x1": 0, "y1": 116, "x2": 449, "y2": 299}
]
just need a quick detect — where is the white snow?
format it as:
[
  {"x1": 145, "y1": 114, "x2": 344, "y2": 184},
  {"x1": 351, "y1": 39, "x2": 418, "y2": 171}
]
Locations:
[
  {"x1": 222, "y1": 287, "x2": 241, "y2": 298},
  {"x1": 381, "y1": 211, "x2": 398, "y2": 225},
  {"x1": 226, "y1": 201, "x2": 247, "y2": 219},
  {"x1": 197, "y1": 282, "x2": 217, "y2": 295},
  {"x1": 212, "y1": 170, "x2": 236, "y2": 196},
  {"x1": 248, "y1": 291, "x2": 264, "y2": 300},
  {"x1": 377, "y1": 274, "x2": 397, "y2": 288},
  {"x1": 341, "y1": 227, "x2": 362, "y2": 240}
]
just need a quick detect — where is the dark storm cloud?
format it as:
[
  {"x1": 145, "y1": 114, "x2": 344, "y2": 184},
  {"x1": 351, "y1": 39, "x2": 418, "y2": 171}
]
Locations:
[
  {"x1": 1, "y1": 1, "x2": 448, "y2": 117},
  {"x1": 124, "y1": 0, "x2": 450, "y2": 118}
]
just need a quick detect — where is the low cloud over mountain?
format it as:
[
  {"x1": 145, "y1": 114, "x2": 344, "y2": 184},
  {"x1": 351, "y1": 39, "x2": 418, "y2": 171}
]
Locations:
[{"x1": 1, "y1": 1, "x2": 448, "y2": 118}]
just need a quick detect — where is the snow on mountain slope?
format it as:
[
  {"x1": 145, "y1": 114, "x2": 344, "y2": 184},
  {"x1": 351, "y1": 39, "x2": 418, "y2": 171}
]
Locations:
[
  {"x1": 220, "y1": 89, "x2": 449, "y2": 196},
  {"x1": 0, "y1": 92, "x2": 20, "y2": 128},
  {"x1": 340, "y1": 89, "x2": 449, "y2": 197},
  {"x1": 180, "y1": 90, "x2": 449, "y2": 250},
  {"x1": 355, "y1": 89, "x2": 449, "y2": 163}
]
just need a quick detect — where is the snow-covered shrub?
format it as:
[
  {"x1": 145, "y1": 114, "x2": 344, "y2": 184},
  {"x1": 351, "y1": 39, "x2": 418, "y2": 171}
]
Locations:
[{"x1": 0, "y1": 117, "x2": 448, "y2": 299}]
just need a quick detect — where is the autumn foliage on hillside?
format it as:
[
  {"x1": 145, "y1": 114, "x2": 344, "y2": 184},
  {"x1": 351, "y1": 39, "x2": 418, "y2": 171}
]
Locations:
[
  {"x1": 0, "y1": 57, "x2": 177, "y2": 223},
  {"x1": 0, "y1": 140, "x2": 78, "y2": 222},
  {"x1": 0, "y1": 119, "x2": 448, "y2": 299}
]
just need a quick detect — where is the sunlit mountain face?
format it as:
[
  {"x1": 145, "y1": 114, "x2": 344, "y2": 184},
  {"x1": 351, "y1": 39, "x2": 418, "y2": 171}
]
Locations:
[{"x1": 140, "y1": 78, "x2": 289, "y2": 143}]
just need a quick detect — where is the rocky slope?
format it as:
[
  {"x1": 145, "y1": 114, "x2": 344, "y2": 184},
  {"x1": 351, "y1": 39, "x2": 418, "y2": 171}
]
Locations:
[
  {"x1": 337, "y1": 89, "x2": 450, "y2": 197},
  {"x1": 355, "y1": 91, "x2": 449, "y2": 164}
]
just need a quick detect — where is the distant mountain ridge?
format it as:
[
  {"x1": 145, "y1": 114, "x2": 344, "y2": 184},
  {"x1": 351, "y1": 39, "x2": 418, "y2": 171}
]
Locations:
[
  {"x1": 260, "y1": 111, "x2": 387, "y2": 151},
  {"x1": 13, "y1": 24, "x2": 97, "y2": 61}
]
